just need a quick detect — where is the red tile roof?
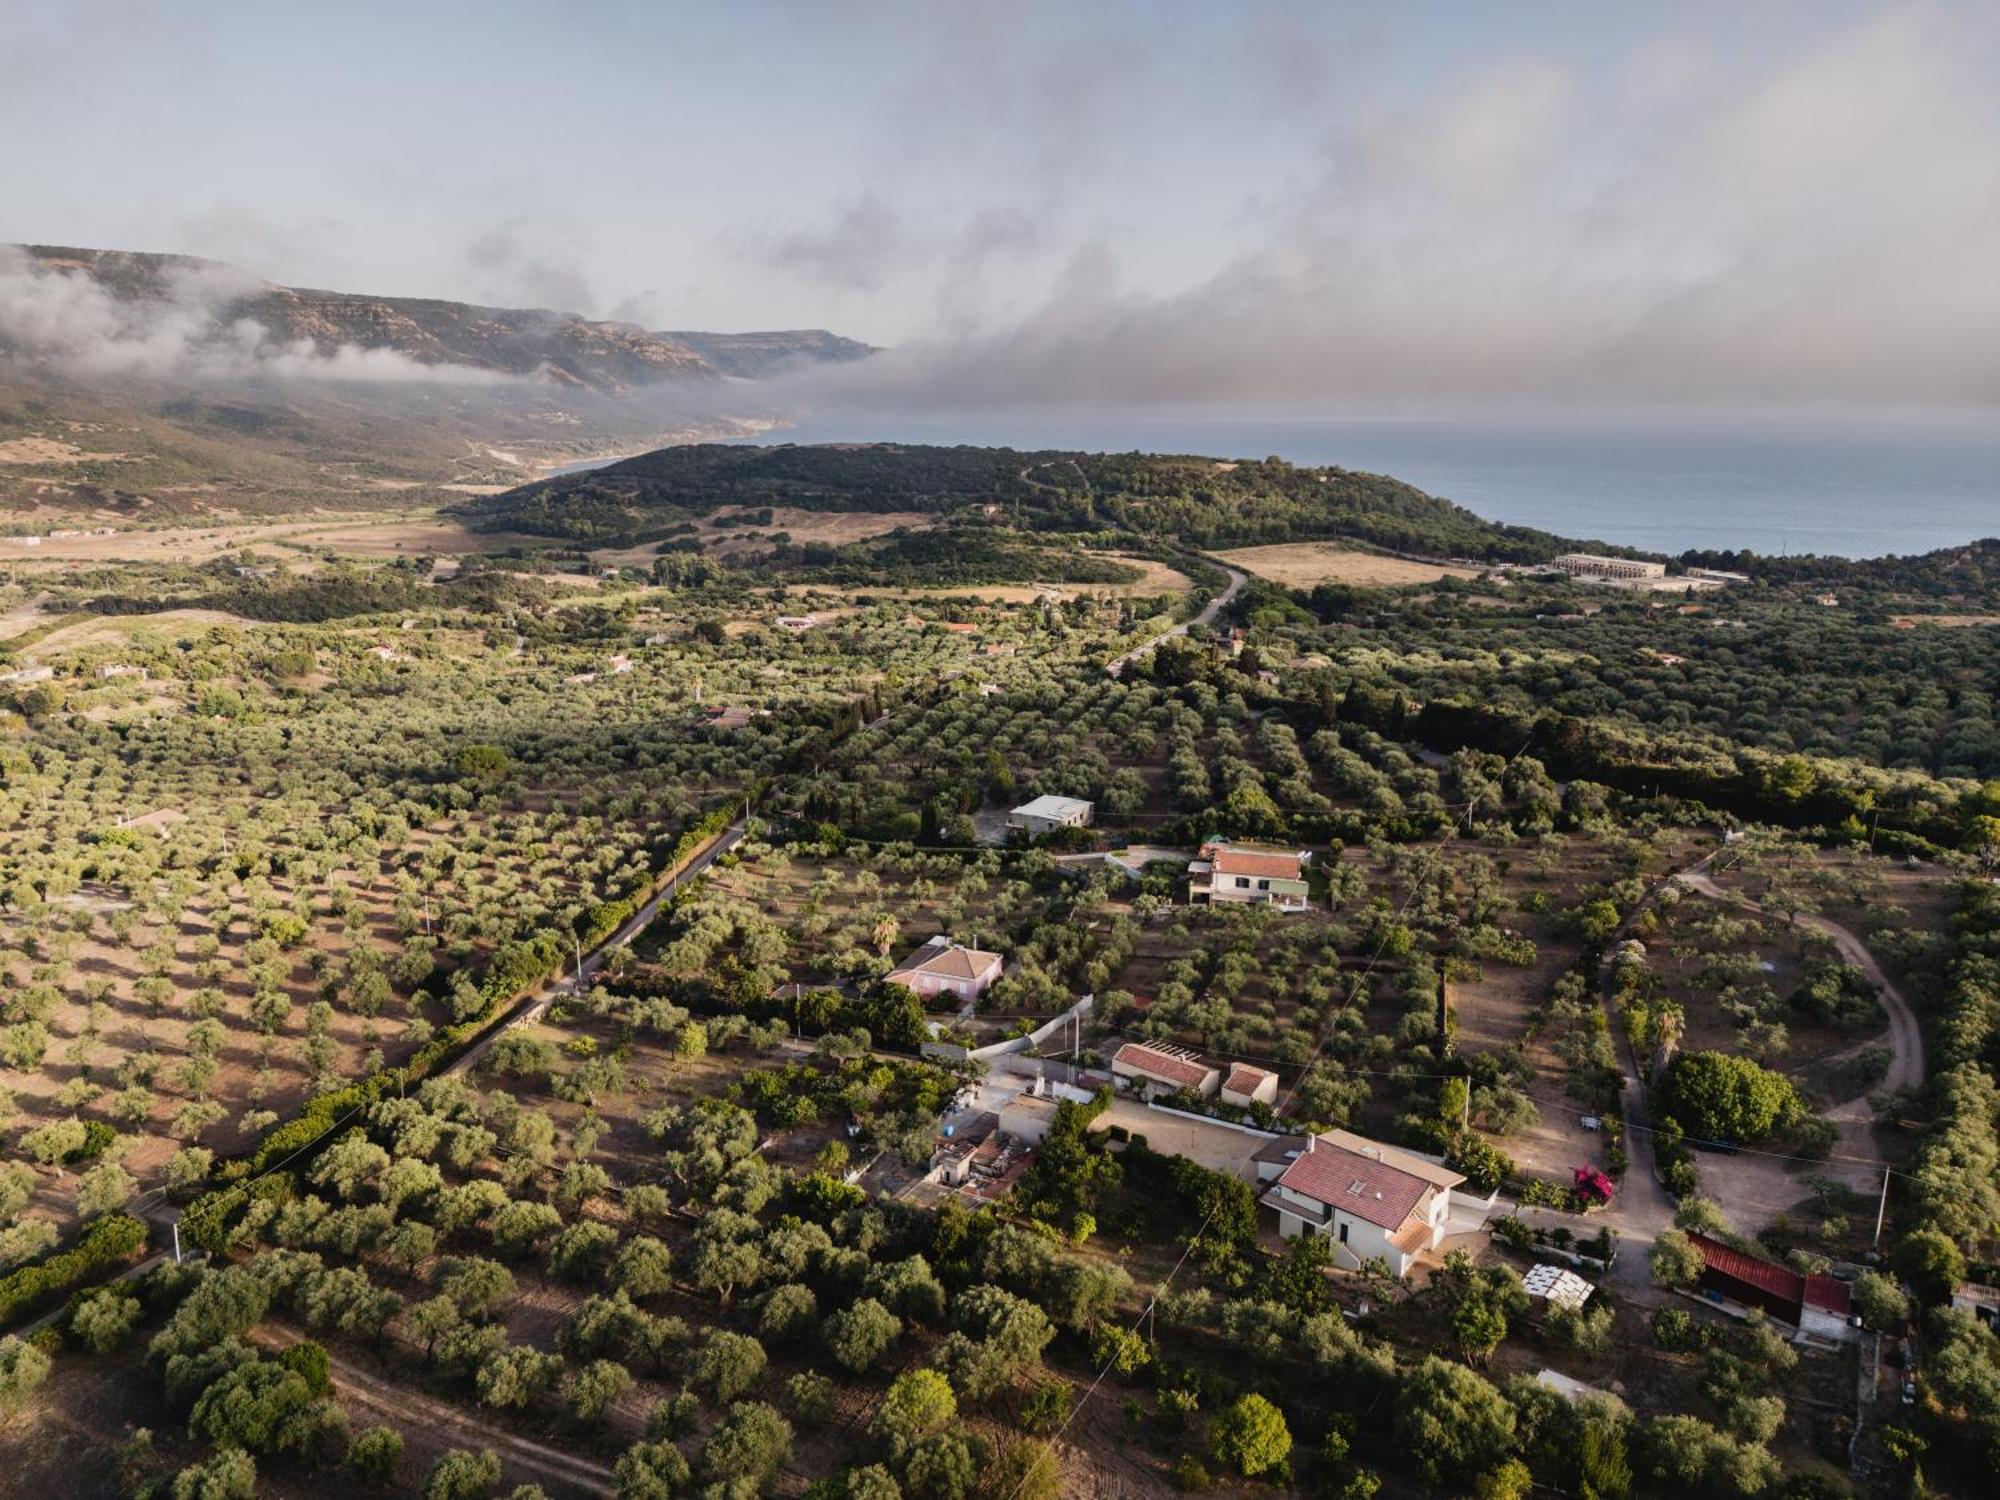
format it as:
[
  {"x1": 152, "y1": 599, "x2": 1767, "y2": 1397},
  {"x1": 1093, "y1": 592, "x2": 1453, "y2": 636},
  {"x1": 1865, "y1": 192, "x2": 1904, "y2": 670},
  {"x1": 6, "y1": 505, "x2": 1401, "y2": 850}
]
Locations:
[
  {"x1": 890, "y1": 942, "x2": 1002, "y2": 982},
  {"x1": 1203, "y1": 843, "x2": 1304, "y2": 880},
  {"x1": 1224, "y1": 1063, "x2": 1275, "y2": 1095},
  {"x1": 1275, "y1": 1138, "x2": 1432, "y2": 1232},
  {"x1": 1689, "y1": 1233, "x2": 1852, "y2": 1317},
  {"x1": 1113, "y1": 1043, "x2": 1215, "y2": 1091}
]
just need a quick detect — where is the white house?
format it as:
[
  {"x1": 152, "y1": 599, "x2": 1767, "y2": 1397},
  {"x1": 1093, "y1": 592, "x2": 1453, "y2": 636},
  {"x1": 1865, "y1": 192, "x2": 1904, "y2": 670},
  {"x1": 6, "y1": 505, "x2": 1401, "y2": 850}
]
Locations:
[
  {"x1": 1008, "y1": 794, "x2": 1094, "y2": 835},
  {"x1": 886, "y1": 936, "x2": 1005, "y2": 1003},
  {"x1": 1260, "y1": 1129, "x2": 1465, "y2": 1275},
  {"x1": 1110, "y1": 1041, "x2": 1221, "y2": 1099},
  {"x1": 1187, "y1": 840, "x2": 1310, "y2": 910},
  {"x1": 1220, "y1": 1062, "x2": 1279, "y2": 1108}
]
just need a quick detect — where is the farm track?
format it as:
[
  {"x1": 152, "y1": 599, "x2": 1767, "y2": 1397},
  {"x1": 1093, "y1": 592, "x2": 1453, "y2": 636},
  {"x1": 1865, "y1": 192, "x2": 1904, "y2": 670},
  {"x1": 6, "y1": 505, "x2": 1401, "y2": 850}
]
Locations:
[
  {"x1": 1670, "y1": 868, "x2": 1923, "y2": 1102},
  {"x1": 255, "y1": 1324, "x2": 615, "y2": 1496},
  {"x1": 1671, "y1": 866, "x2": 1923, "y2": 1213}
]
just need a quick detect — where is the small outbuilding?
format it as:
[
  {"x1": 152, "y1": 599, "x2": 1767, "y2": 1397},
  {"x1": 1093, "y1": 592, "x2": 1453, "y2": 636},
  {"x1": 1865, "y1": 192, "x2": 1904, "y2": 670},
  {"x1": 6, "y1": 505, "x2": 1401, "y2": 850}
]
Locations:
[
  {"x1": 1689, "y1": 1233, "x2": 1854, "y2": 1341},
  {"x1": 1220, "y1": 1062, "x2": 1279, "y2": 1108},
  {"x1": 997, "y1": 1093, "x2": 1062, "y2": 1146},
  {"x1": 1111, "y1": 1041, "x2": 1221, "y2": 1099},
  {"x1": 1008, "y1": 794, "x2": 1094, "y2": 835}
]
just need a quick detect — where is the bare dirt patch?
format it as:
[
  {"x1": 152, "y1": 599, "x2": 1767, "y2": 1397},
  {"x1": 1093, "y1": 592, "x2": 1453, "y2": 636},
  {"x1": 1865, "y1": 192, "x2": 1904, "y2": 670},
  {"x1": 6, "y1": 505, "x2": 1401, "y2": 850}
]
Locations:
[
  {"x1": 0, "y1": 437, "x2": 132, "y2": 465},
  {"x1": 798, "y1": 556, "x2": 1193, "y2": 606},
  {"x1": 1213, "y1": 541, "x2": 1481, "y2": 589},
  {"x1": 290, "y1": 517, "x2": 543, "y2": 556},
  {"x1": 1890, "y1": 613, "x2": 2000, "y2": 629}
]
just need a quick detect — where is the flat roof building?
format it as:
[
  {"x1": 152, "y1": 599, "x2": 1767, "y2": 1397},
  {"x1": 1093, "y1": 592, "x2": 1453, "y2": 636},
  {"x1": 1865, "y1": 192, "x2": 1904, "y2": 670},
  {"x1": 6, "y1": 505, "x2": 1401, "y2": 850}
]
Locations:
[
  {"x1": 1008, "y1": 794, "x2": 1094, "y2": 835},
  {"x1": 1553, "y1": 553, "x2": 1667, "y2": 581}
]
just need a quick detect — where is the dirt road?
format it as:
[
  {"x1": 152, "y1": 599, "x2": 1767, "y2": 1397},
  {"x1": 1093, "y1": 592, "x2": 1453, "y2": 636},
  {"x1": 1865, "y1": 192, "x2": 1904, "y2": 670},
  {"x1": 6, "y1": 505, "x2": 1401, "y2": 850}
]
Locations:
[
  {"x1": 1671, "y1": 866, "x2": 1922, "y2": 1218},
  {"x1": 1673, "y1": 868, "x2": 1923, "y2": 1100},
  {"x1": 256, "y1": 1324, "x2": 614, "y2": 1496},
  {"x1": 448, "y1": 818, "x2": 746, "y2": 1078}
]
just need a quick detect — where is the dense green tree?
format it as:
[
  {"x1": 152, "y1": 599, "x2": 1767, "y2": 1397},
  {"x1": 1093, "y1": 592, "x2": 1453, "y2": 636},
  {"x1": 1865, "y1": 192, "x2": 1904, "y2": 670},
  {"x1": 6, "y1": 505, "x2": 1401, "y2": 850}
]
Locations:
[
  {"x1": 346, "y1": 1426, "x2": 405, "y2": 1486},
  {"x1": 1395, "y1": 1358, "x2": 1517, "y2": 1485},
  {"x1": 1210, "y1": 1392, "x2": 1293, "y2": 1478}
]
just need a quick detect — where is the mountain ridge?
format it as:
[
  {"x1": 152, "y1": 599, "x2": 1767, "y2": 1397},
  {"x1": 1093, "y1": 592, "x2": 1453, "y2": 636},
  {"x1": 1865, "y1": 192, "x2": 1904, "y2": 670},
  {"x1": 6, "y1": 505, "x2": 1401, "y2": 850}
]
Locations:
[{"x1": 7, "y1": 243, "x2": 872, "y2": 392}]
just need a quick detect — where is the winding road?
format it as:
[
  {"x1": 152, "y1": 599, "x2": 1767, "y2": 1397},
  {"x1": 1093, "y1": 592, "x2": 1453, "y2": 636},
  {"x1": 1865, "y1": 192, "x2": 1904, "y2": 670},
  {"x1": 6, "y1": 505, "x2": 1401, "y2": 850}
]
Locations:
[
  {"x1": 1671, "y1": 863, "x2": 1922, "y2": 1215},
  {"x1": 1672, "y1": 866, "x2": 1923, "y2": 1100},
  {"x1": 1104, "y1": 563, "x2": 1248, "y2": 677}
]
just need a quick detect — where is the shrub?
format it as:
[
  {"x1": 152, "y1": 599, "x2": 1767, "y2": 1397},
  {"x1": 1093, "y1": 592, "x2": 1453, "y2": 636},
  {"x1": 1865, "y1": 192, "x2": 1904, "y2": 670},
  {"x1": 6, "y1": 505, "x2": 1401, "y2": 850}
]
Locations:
[
  {"x1": 0, "y1": 1334, "x2": 53, "y2": 1413},
  {"x1": 0, "y1": 1214, "x2": 147, "y2": 1323},
  {"x1": 1209, "y1": 1392, "x2": 1292, "y2": 1478},
  {"x1": 346, "y1": 1426, "x2": 404, "y2": 1485}
]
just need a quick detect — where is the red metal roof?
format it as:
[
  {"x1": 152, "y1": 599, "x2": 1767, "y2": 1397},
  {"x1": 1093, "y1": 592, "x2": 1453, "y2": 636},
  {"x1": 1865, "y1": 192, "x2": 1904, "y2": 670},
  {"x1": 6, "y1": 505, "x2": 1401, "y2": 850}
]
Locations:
[
  {"x1": 1689, "y1": 1233, "x2": 1852, "y2": 1317},
  {"x1": 1274, "y1": 1138, "x2": 1431, "y2": 1233}
]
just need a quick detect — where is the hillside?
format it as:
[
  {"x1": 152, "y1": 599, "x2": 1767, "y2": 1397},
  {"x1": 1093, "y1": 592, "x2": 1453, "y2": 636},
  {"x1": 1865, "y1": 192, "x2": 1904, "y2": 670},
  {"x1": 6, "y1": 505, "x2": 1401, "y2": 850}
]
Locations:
[
  {"x1": 0, "y1": 246, "x2": 871, "y2": 516},
  {"x1": 472, "y1": 440, "x2": 1588, "y2": 559},
  {"x1": 659, "y1": 328, "x2": 875, "y2": 379},
  {"x1": 8, "y1": 245, "x2": 868, "y2": 392}
]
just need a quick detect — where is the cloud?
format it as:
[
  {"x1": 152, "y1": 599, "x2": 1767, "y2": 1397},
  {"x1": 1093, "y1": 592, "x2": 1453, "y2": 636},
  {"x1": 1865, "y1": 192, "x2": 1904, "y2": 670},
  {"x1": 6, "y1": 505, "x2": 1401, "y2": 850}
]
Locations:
[
  {"x1": 460, "y1": 216, "x2": 598, "y2": 315},
  {"x1": 733, "y1": 193, "x2": 911, "y2": 295},
  {"x1": 756, "y1": 4, "x2": 2000, "y2": 413},
  {"x1": 0, "y1": 246, "x2": 521, "y2": 385}
]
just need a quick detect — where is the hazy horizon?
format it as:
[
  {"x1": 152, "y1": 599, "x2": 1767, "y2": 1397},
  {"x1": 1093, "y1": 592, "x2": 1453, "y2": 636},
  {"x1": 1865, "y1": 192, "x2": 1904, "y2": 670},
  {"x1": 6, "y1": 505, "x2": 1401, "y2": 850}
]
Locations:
[{"x1": 5, "y1": 1, "x2": 2000, "y2": 420}]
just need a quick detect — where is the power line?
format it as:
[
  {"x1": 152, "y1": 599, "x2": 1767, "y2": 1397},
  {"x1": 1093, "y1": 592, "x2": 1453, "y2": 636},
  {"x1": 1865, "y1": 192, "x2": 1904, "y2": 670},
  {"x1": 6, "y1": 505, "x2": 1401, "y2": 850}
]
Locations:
[{"x1": 1004, "y1": 733, "x2": 1539, "y2": 1500}]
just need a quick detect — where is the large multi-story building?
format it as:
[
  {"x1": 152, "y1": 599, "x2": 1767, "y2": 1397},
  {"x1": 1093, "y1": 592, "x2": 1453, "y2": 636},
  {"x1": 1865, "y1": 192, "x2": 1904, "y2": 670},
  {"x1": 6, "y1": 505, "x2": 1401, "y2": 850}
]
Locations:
[{"x1": 1552, "y1": 553, "x2": 1667, "y2": 581}]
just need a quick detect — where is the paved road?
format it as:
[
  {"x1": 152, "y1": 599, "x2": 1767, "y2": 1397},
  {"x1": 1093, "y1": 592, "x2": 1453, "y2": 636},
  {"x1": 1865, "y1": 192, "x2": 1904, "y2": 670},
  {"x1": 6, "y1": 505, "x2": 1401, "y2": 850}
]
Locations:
[{"x1": 1105, "y1": 564, "x2": 1247, "y2": 677}]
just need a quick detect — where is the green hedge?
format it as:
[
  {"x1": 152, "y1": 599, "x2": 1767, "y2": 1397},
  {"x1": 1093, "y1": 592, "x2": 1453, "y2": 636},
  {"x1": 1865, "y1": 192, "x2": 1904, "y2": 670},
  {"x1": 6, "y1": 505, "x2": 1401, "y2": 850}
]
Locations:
[{"x1": 0, "y1": 1214, "x2": 148, "y2": 1327}]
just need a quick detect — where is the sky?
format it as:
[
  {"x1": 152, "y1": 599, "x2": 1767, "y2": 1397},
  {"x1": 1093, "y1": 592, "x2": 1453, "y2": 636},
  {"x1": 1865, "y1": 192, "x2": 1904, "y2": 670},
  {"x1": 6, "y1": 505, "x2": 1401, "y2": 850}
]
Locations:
[{"x1": 3, "y1": 0, "x2": 1999, "y2": 412}]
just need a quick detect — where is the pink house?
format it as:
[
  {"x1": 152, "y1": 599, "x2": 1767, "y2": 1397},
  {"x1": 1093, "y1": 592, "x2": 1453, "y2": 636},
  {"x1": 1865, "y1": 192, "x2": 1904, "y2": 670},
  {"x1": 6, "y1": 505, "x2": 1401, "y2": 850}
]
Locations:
[{"x1": 886, "y1": 937, "x2": 1004, "y2": 1003}]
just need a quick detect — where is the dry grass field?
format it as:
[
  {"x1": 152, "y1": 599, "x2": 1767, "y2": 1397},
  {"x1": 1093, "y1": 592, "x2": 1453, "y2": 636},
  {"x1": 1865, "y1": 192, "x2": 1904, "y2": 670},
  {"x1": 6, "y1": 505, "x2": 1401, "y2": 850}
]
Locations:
[
  {"x1": 1890, "y1": 613, "x2": 2000, "y2": 629},
  {"x1": 18, "y1": 608, "x2": 252, "y2": 661},
  {"x1": 1213, "y1": 541, "x2": 1481, "y2": 588}
]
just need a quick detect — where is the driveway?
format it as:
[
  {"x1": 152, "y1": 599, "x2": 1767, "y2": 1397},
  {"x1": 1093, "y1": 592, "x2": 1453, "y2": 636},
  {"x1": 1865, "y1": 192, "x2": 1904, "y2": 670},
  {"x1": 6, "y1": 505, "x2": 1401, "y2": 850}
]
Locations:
[{"x1": 1092, "y1": 1098, "x2": 1268, "y2": 1177}]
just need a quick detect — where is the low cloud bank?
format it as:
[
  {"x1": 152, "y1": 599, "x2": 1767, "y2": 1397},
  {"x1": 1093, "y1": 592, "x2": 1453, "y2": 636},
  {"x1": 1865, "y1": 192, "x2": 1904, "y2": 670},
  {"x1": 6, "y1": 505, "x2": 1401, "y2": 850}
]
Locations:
[{"x1": 0, "y1": 247, "x2": 521, "y2": 386}]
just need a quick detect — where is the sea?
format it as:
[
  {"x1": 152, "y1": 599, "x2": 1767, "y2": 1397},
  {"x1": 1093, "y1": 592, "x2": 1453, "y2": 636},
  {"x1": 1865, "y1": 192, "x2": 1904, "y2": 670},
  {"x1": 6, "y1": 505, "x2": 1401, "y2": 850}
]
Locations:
[{"x1": 561, "y1": 410, "x2": 2000, "y2": 560}]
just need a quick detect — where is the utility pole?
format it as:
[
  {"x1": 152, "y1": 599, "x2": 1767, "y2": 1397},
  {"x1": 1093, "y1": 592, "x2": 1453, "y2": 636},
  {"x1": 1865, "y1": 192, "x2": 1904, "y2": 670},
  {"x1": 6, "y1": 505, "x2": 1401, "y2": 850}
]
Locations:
[
  {"x1": 573, "y1": 933, "x2": 584, "y2": 994},
  {"x1": 1872, "y1": 1164, "x2": 1892, "y2": 1251},
  {"x1": 172, "y1": 1220, "x2": 182, "y2": 1265}
]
